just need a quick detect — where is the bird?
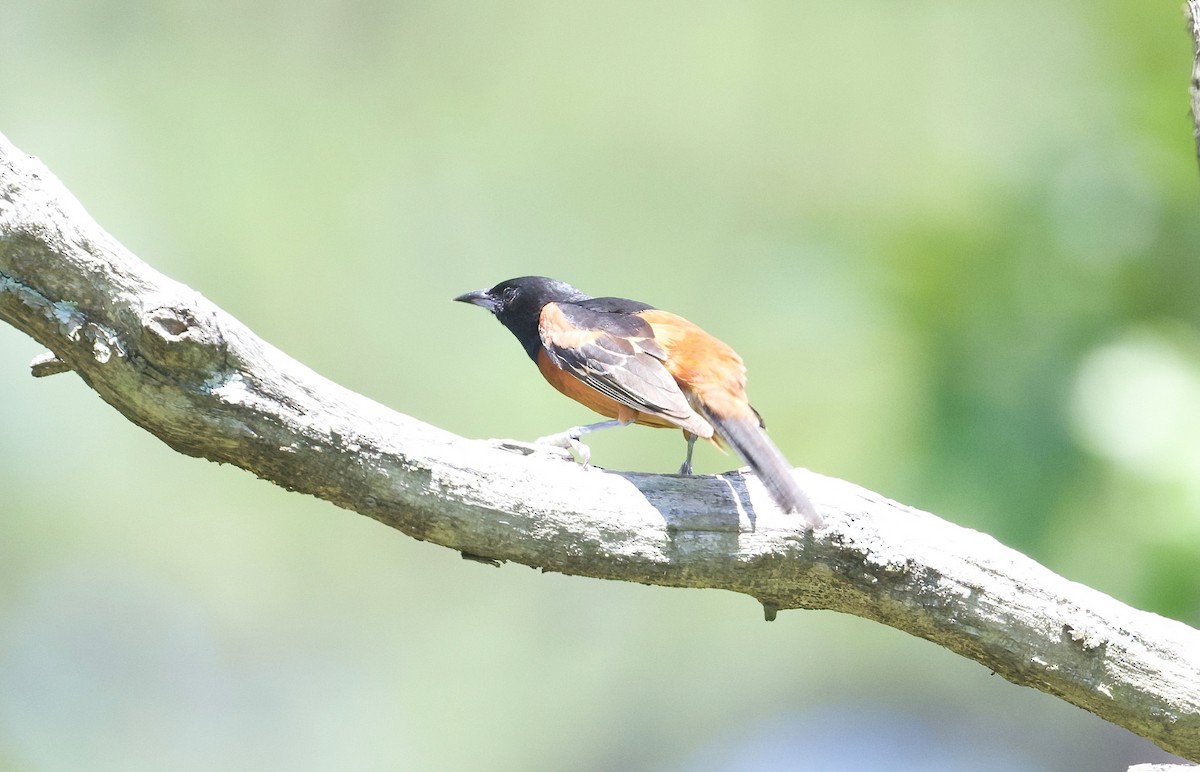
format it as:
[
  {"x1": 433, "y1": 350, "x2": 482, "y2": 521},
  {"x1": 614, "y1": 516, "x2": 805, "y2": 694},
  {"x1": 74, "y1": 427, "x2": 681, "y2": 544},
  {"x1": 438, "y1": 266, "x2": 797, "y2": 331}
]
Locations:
[{"x1": 454, "y1": 276, "x2": 821, "y2": 529}]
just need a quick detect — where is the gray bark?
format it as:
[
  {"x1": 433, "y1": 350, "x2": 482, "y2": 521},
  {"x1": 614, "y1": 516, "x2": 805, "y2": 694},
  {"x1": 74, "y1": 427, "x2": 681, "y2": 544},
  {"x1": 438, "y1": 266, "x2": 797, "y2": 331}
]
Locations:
[
  {"x1": 2, "y1": 132, "x2": 1198, "y2": 763},
  {"x1": 1187, "y1": 1, "x2": 1200, "y2": 168}
]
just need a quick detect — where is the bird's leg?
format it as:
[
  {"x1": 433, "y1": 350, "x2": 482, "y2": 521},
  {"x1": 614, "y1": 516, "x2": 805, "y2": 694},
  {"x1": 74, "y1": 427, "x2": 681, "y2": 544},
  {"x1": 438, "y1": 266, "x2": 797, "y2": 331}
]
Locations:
[
  {"x1": 536, "y1": 419, "x2": 630, "y2": 467},
  {"x1": 678, "y1": 432, "x2": 698, "y2": 475}
]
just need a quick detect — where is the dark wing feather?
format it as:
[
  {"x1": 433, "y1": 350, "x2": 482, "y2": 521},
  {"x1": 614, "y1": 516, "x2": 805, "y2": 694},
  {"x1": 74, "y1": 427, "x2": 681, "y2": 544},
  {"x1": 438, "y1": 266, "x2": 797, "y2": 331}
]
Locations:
[
  {"x1": 577, "y1": 296, "x2": 657, "y2": 314},
  {"x1": 538, "y1": 301, "x2": 701, "y2": 427}
]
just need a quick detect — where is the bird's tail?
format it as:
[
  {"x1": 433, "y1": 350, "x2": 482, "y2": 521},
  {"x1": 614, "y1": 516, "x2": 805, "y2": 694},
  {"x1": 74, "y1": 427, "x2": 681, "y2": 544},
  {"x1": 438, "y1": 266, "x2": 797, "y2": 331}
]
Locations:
[{"x1": 705, "y1": 411, "x2": 822, "y2": 529}]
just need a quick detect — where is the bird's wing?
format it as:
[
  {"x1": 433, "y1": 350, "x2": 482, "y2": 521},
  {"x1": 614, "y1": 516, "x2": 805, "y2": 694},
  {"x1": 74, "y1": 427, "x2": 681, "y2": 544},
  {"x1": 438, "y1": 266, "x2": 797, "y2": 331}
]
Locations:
[{"x1": 538, "y1": 300, "x2": 704, "y2": 430}]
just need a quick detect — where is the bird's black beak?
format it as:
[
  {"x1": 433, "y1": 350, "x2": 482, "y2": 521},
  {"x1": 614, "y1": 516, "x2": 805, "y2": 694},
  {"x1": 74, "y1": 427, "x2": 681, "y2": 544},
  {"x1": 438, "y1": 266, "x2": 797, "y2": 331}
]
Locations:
[{"x1": 453, "y1": 288, "x2": 496, "y2": 312}]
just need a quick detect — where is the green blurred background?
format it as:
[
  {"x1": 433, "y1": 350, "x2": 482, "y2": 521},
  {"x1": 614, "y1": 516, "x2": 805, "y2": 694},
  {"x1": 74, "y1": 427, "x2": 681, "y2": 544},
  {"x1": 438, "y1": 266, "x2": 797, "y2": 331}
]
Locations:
[{"x1": 1, "y1": 2, "x2": 1197, "y2": 770}]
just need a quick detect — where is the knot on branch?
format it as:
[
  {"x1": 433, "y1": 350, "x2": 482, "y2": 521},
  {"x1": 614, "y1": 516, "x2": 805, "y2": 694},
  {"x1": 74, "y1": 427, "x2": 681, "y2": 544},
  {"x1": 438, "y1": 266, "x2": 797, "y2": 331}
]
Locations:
[{"x1": 136, "y1": 302, "x2": 227, "y2": 383}]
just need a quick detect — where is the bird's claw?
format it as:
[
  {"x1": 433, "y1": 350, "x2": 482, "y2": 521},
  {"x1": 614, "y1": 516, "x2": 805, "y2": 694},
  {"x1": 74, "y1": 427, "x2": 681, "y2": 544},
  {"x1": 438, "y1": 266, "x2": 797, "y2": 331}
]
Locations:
[
  {"x1": 534, "y1": 429, "x2": 592, "y2": 467},
  {"x1": 678, "y1": 461, "x2": 693, "y2": 475},
  {"x1": 486, "y1": 438, "x2": 573, "y2": 460}
]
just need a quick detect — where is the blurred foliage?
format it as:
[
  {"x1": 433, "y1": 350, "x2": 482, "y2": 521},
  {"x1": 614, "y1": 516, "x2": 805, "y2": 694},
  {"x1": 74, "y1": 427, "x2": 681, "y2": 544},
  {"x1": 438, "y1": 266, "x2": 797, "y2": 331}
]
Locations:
[{"x1": 1, "y1": 1, "x2": 1197, "y2": 770}]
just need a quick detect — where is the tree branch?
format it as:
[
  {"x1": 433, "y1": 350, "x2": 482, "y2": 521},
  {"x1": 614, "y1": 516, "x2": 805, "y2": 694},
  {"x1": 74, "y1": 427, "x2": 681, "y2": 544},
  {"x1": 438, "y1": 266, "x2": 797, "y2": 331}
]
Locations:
[
  {"x1": 2, "y1": 131, "x2": 1198, "y2": 762},
  {"x1": 1188, "y1": 0, "x2": 1200, "y2": 169}
]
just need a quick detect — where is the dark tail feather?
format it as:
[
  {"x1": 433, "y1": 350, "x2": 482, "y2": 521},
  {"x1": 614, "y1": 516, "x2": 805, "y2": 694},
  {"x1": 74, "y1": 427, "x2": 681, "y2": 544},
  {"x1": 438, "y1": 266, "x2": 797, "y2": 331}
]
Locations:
[{"x1": 706, "y1": 411, "x2": 822, "y2": 529}]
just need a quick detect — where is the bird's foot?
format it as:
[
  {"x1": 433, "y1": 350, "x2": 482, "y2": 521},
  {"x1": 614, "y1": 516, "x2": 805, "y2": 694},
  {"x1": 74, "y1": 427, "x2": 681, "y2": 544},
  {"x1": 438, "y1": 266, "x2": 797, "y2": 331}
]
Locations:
[
  {"x1": 677, "y1": 433, "x2": 698, "y2": 476},
  {"x1": 534, "y1": 428, "x2": 593, "y2": 467},
  {"x1": 486, "y1": 438, "x2": 573, "y2": 461}
]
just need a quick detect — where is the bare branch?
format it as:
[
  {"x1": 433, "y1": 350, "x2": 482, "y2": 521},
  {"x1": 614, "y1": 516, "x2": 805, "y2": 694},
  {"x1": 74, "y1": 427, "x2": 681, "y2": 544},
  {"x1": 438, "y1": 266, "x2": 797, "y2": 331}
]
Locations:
[
  {"x1": 1, "y1": 132, "x2": 1198, "y2": 762},
  {"x1": 1187, "y1": 0, "x2": 1200, "y2": 168},
  {"x1": 29, "y1": 349, "x2": 70, "y2": 377}
]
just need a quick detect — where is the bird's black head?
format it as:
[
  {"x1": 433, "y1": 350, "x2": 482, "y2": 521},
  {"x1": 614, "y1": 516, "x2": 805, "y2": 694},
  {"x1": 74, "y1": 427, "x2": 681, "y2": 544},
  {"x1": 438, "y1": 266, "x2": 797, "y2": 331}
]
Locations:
[{"x1": 454, "y1": 276, "x2": 590, "y2": 360}]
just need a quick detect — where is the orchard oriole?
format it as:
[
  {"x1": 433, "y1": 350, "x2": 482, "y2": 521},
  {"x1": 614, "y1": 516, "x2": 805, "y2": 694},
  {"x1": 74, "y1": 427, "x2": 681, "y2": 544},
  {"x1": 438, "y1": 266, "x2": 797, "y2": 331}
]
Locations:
[{"x1": 455, "y1": 276, "x2": 820, "y2": 528}]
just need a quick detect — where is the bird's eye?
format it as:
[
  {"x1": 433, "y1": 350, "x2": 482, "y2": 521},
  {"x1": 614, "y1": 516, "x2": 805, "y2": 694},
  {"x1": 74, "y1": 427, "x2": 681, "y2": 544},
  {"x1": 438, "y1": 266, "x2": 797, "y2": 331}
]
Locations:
[{"x1": 502, "y1": 286, "x2": 518, "y2": 302}]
